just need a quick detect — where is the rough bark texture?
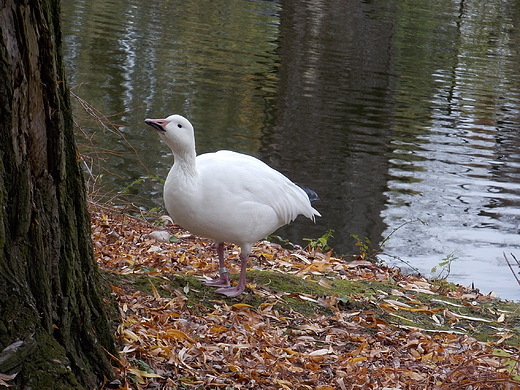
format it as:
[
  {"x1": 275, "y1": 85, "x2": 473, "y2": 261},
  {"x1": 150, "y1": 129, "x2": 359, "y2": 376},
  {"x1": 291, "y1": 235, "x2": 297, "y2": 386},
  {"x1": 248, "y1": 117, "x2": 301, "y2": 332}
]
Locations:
[{"x1": 0, "y1": 0, "x2": 117, "y2": 388}]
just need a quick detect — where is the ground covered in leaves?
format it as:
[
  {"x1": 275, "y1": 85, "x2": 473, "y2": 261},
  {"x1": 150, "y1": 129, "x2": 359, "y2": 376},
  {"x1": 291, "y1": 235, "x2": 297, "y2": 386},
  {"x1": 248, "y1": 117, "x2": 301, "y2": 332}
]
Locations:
[{"x1": 91, "y1": 204, "x2": 520, "y2": 390}]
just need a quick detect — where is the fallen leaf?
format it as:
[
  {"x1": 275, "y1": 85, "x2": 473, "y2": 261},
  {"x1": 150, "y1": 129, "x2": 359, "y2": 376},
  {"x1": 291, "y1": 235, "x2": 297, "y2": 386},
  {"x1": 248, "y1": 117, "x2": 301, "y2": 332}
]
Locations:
[
  {"x1": 128, "y1": 368, "x2": 163, "y2": 384},
  {"x1": 308, "y1": 348, "x2": 331, "y2": 356},
  {"x1": 0, "y1": 372, "x2": 17, "y2": 387},
  {"x1": 164, "y1": 329, "x2": 195, "y2": 343},
  {"x1": 232, "y1": 303, "x2": 253, "y2": 309}
]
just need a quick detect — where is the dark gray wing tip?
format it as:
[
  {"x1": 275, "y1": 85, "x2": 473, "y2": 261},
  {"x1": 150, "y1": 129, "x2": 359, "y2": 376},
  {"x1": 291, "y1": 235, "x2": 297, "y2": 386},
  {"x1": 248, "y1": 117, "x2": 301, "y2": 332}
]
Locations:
[{"x1": 297, "y1": 184, "x2": 320, "y2": 203}]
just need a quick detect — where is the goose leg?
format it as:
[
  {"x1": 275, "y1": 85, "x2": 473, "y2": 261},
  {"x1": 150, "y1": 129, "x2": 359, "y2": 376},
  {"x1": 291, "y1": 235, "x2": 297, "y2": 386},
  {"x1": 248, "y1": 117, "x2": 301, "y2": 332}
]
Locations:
[
  {"x1": 204, "y1": 242, "x2": 231, "y2": 287},
  {"x1": 215, "y1": 252, "x2": 248, "y2": 297}
]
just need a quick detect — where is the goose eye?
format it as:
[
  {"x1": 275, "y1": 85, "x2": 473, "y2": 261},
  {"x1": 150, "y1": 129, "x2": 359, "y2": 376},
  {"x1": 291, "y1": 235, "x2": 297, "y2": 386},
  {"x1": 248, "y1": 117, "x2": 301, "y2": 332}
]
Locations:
[{"x1": 177, "y1": 123, "x2": 183, "y2": 128}]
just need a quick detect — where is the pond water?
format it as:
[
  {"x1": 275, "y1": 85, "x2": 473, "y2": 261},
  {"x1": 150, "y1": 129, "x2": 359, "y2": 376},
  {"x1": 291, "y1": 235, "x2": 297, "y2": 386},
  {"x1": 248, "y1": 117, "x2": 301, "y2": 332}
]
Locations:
[{"x1": 62, "y1": 0, "x2": 520, "y2": 300}]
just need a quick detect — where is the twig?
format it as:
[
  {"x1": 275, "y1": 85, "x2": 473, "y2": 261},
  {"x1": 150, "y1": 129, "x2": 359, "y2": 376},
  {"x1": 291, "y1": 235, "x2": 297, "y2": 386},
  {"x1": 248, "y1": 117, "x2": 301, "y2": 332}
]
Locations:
[
  {"x1": 70, "y1": 90, "x2": 150, "y2": 174},
  {"x1": 503, "y1": 252, "x2": 520, "y2": 286},
  {"x1": 380, "y1": 254, "x2": 422, "y2": 276}
]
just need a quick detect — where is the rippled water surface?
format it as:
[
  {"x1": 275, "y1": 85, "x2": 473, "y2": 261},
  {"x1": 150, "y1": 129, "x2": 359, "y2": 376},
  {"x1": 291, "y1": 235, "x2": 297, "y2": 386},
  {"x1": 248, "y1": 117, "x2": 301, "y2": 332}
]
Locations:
[{"x1": 62, "y1": 0, "x2": 520, "y2": 300}]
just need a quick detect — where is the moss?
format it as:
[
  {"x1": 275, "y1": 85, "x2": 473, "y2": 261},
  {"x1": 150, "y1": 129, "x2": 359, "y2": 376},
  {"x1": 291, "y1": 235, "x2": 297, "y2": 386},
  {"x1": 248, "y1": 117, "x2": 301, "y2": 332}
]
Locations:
[
  {"x1": 17, "y1": 331, "x2": 85, "y2": 390},
  {"x1": 107, "y1": 268, "x2": 520, "y2": 347}
]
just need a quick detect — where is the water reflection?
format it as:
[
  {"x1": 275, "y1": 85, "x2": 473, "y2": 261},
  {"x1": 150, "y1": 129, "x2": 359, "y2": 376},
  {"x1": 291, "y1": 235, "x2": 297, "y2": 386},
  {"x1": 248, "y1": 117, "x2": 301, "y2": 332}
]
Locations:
[
  {"x1": 62, "y1": 0, "x2": 520, "y2": 299},
  {"x1": 267, "y1": 0, "x2": 396, "y2": 254}
]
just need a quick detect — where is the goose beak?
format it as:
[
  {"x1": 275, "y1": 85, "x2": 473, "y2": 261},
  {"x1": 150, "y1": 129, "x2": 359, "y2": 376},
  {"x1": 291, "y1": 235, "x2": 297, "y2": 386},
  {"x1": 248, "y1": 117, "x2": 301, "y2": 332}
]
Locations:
[{"x1": 145, "y1": 118, "x2": 169, "y2": 133}]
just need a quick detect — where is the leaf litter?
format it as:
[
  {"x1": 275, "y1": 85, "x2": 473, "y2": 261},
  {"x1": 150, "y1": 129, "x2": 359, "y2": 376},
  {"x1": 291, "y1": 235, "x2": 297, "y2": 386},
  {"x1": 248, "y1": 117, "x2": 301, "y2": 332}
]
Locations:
[{"x1": 91, "y1": 204, "x2": 520, "y2": 390}]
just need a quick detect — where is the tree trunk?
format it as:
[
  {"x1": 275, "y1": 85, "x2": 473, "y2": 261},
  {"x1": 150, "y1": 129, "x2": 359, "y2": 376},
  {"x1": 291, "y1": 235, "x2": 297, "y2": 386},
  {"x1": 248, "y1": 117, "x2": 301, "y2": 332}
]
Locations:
[{"x1": 0, "y1": 0, "x2": 117, "y2": 388}]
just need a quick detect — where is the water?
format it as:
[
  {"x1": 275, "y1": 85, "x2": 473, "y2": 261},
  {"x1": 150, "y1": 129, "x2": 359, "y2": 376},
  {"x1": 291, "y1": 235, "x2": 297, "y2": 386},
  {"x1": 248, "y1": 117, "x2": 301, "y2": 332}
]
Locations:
[{"x1": 62, "y1": 0, "x2": 520, "y2": 300}]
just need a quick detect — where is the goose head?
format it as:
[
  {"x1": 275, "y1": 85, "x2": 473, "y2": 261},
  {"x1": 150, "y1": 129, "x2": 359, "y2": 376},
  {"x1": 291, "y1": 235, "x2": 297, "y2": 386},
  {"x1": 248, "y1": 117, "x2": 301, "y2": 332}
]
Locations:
[{"x1": 145, "y1": 115, "x2": 196, "y2": 156}]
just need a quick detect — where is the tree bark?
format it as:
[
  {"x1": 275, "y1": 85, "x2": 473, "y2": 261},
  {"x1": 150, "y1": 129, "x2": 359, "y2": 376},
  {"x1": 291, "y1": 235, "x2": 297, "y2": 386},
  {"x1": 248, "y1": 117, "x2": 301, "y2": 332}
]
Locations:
[{"x1": 0, "y1": 0, "x2": 117, "y2": 388}]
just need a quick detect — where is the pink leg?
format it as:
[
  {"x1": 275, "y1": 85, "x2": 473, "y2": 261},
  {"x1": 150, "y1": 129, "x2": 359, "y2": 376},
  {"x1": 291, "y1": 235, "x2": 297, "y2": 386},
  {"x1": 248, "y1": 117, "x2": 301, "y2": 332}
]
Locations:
[
  {"x1": 215, "y1": 252, "x2": 248, "y2": 297},
  {"x1": 204, "y1": 242, "x2": 231, "y2": 287}
]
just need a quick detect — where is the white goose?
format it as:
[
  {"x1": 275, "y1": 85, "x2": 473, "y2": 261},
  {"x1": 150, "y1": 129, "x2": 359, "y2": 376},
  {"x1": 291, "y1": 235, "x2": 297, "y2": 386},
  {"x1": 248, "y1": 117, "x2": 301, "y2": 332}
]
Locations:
[{"x1": 145, "y1": 115, "x2": 321, "y2": 297}]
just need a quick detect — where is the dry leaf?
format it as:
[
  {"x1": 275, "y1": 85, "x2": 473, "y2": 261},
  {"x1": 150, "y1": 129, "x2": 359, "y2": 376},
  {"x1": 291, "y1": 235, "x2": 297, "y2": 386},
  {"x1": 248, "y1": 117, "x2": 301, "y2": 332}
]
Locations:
[{"x1": 0, "y1": 372, "x2": 17, "y2": 387}]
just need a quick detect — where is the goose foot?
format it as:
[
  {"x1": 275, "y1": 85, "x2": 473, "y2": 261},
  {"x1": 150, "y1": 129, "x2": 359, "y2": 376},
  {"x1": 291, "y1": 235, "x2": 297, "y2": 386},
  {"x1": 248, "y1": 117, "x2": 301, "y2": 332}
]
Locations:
[
  {"x1": 214, "y1": 286, "x2": 245, "y2": 298},
  {"x1": 203, "y1": 274, "x2": 231, "y2": 287},
  {"x1": 203, "y1": 267, "x2": 231, "y2": 287}
]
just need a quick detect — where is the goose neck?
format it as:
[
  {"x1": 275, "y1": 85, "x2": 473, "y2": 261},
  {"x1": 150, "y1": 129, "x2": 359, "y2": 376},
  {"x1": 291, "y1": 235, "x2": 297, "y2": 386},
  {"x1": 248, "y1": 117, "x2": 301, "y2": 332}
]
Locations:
[{"x1": 173, "y1": 151, "x2": 198, "y2": 178}]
